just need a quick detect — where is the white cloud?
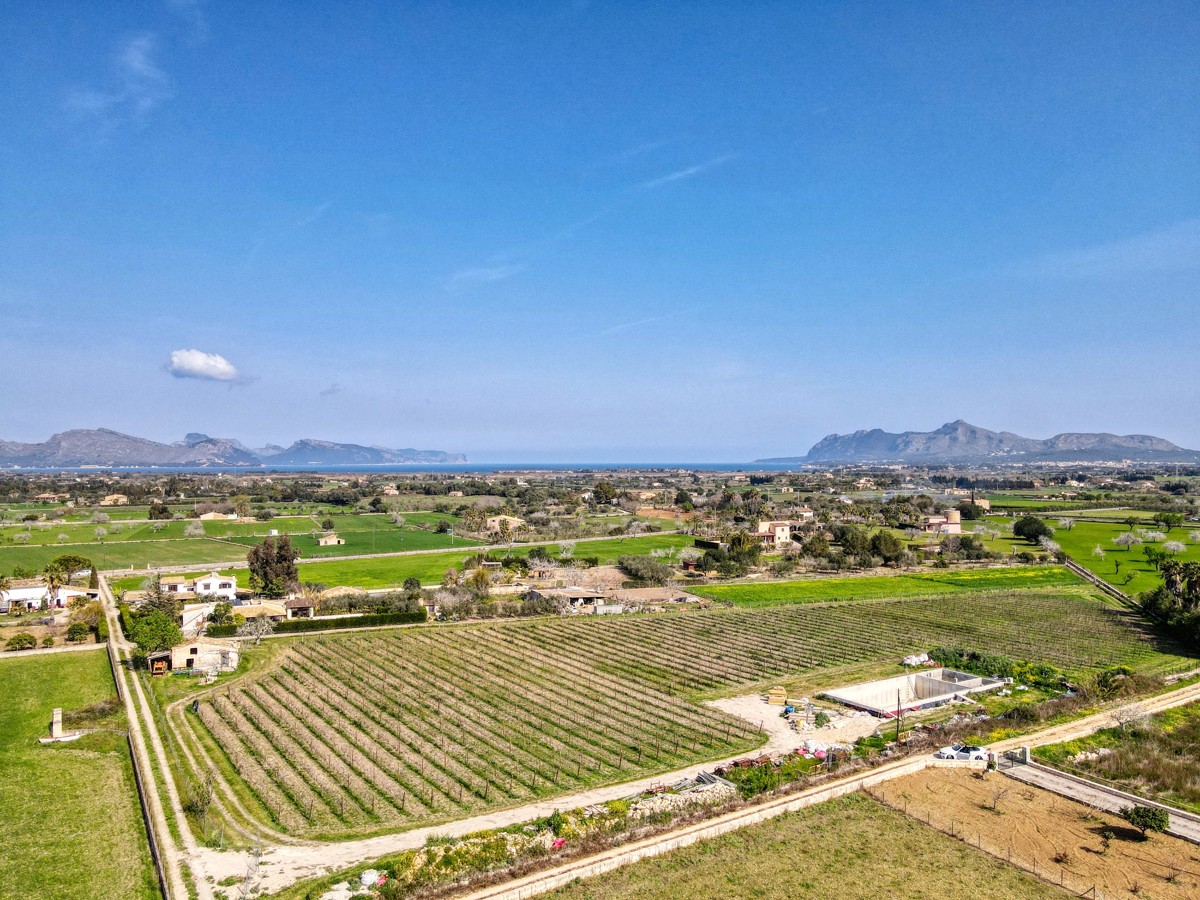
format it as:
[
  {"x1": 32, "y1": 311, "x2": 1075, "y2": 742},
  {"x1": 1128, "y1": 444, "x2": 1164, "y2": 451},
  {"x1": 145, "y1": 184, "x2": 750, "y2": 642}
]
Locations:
[
  {"x1": 64, "y1": 33, "x2": 172, "y2": 134},
  {"x1": 166, "y1": 349, "x2": 240, "y2": 382},
  {"x1": 445, "y1": 263, "x2": 526, "y2": 291},
  {"x1": 638, "y1": 154, "x2": 736, "y2": 190}
]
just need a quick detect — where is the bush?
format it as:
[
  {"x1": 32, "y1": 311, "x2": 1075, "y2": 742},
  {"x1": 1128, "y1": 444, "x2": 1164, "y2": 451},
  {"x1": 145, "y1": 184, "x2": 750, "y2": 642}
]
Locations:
[
  {"x1": 66, "y1": 622, "x2": 91, "y2": 642},
  {"x1": 207, "y1": 609, "x2": 426, "y2": 637},
  {"x1": 5, "y1": 632, "x2": 37, "y2": 651},
  {"x1": 1121, "y1": 805, "x2": 1169, "y2": 837},
  {"x1": 617, "y1": 555, "x2": 674, "y2": 585}
]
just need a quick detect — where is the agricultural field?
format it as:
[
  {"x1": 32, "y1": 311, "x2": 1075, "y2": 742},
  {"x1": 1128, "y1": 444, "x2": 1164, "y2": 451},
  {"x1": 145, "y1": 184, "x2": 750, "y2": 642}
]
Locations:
[
  {"x1": 183, "y1": 590, "x2": 1195, "y2": 840},
  {"x1": 0, "y1": 537, "x2": 247, "y2": 574},
  {"x1": 871, "y1": 768, "x2": 1200, "y2": 899},
  {"x1": 992, "y1": 517, "x2": 1200, "y2": 596},
  {"x1": 1036, "y1": 700, "x2": 1200, "y2": 814},
  {"x1": 545, "y1": 792, "x2": 1063, "y2": 900},
  {"x1": 0, "y1": 650, "x2": 159, "y2": 900},
  {"x1": 689, "y1": 566, "x2": 1079, "y2": 607},
  {"x1": 294, "y1": 532, "x2": 695, "y2": 589}
]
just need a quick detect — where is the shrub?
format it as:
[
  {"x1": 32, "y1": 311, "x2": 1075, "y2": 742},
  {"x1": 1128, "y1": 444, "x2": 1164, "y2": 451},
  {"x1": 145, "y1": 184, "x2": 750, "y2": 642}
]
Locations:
[
  {"x1": 66, "y1": 622, "x2": 90, "y2": 642},
  {"x1": 5, "y1": 632, "x2": 37, "y2": 651}
]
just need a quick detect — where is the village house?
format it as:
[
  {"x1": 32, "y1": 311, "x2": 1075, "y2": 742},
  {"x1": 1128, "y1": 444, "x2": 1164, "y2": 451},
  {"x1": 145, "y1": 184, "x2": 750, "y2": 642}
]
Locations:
[
  {"x1": 160, "y1": 572, "x2": 239, "y2": 601},
  {"x1": 525, "y1": 585, "x2": 608, "y2": 613},
  {"x1": 99, "y1": 493, "x2": 129, "y2": 506},
  {"x1": 317, "y1": 532, "x2": 345, "y2": 546},
  {"x1": 922, "y1": 510, "x2": 962, "y2": 535},
  {"x1": 181, "y1": 601, "x2": 218, "y2": 639},
  {"x1": 484, "y1": 514, "x2": 525, "y2": 534},
  {"x1": 753, "y1": 520, "x2": 798, "y2": 550},
  {"x1": 447, "y1": 490, "x2": 464, "y2": 497},
  {"x1": 0, "y1": 583, "x2": 92, "y2": 613},
  {"x1": 148, "y1": 639, "x2": 240, "y2": 676},
  {"x1": 198, "y1": 511, "x2": 238, "y2": 521}
]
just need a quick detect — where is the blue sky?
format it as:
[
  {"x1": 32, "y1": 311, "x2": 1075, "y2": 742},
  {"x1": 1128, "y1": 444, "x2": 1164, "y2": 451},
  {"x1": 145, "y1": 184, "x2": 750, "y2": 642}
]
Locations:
[{"x1": 2, "y1": 1, "x2": 1198, "y2": 461}]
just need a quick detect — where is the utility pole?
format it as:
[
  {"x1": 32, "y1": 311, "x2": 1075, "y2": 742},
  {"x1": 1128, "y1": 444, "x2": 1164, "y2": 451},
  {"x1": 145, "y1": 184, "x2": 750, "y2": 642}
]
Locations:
[{"x1": 895, "y1": 689, "x2": 902, "y2": 745}]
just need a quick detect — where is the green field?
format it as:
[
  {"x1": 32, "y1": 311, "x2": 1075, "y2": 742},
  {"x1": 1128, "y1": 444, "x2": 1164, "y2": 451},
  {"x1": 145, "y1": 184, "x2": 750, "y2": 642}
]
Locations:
[
  {"x1": 688, "y1": 566, "x2": 1080, "y2": 607},
  {"x1": 184, "y1": 588, "x2": 1195, "y2": 841},
  {"x1": 0, "y1": 650, "x2": 159, "y2": 899},
  {"x1": 295, "y1": 533, "x2": 694, "y2": 588},
  {"x1": 0, "y1": 538, "x2": 248, "y2": 574},
  {"x1": 546, "y1": 792, "x2": 1063, "y2": 900},
  {"x1": 991, "y1": 517, "x2": 1200, "y2": 597}
]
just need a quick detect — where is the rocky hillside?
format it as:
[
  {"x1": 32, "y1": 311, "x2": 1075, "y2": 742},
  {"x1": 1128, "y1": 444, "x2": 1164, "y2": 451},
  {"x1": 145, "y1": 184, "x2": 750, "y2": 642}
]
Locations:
[
  {"x1": 0, "y1": 429, "x2": 465, "y2": 467},
  {"x1": 759, "y1": 420, "x2": 1199, "y2": 464}
]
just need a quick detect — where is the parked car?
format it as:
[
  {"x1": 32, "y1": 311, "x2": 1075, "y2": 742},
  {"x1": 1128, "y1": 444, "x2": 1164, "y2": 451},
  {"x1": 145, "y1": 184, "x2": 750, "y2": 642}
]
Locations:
[{"x1": 935, "y1": 744, "x2": 988, "y2": 761}]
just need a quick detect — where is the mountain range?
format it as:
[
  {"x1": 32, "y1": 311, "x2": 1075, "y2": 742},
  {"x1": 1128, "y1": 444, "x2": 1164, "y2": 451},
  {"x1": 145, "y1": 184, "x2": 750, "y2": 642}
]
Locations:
[
  {"x1": 758, "y1": 420, "x2": 1200, "y2": 465},
  {"x1": 0, "y1": 429, "x2": 466, "y2": 468}
]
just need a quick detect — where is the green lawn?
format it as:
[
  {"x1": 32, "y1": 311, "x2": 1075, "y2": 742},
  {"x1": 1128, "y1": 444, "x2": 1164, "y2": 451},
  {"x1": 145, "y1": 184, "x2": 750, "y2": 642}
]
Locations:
[
  {"x1": 0, "y1": 650, "x2": 159, "y2": 899},
  {"x1": 688, "y1": 565, "x2": 1081, "y2": 607}
]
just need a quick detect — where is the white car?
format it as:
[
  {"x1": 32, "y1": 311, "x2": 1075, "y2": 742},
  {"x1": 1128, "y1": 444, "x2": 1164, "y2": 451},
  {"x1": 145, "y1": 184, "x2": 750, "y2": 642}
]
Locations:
[{"x1": 935, "y1": 744, "x2": 988, "y2": 761}]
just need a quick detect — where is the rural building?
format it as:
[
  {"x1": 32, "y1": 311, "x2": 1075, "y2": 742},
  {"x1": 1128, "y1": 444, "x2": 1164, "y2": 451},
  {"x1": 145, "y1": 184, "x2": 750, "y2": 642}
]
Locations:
[
  {"x1": 198, "y1": 511, "x2": 238, "y2": 521},
  {"x1": 99, "y1": 494, "x2": 129, "y2": 506},
  {"x1": 284, "y1": 596, "x2": 315, "y2": 619},
  {"x1": 822, "y1": 668, "x2": 1004, "y2": 717},
  {"x1": 0, "y1": 584, "x2": 92, "y2": 613},
  {"x1": 754, "y1": 520, "x2": 798, "y2": 550},
  {"x1": 317, "y1": 532, "x2": 345, "y2": 546},
  {"x1": 484, "y1": 515, "x2": 525, "y2": 534},
  {"x1": 525, "y1": 586, "x2": 606, "y2": 612},
  {"x1": 35, "y1": 492, "x2": 70, "y2": 501},
  {"x1": 161, "y1": 572, "x2": 239, "y2": 601},
  {"x1": 922, "y1": 510, "x2": 962, "y2": 535},
  {"x1": 232, "y1": 599, "x2": 286, "y2": 622},
  {"x1": 447, "y1": 490, "x2": 464, "y2": 497},
  {"x1": 149, "y1": 639, "x2": 240, "y2": 676},
  {"x1": 181, "y1": 601, "x2": 218, "y2": 639}
]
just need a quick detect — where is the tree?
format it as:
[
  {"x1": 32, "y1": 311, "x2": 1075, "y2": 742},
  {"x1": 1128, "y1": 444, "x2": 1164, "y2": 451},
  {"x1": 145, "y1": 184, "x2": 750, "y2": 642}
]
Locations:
[
  {"x1": 209, "y1": 602, "x2": 235, "y2": 627},
  {"x1": 403, "y1": 577, "x2": 422, "y2": 593},
  {"x1": 66, "y1": 622, "x2": 90, "y2": 642},
  {"x1": 184, "y1": 521, "x2": 206, "y2": 538},
  {"x1": 237, "y1": 616, "x2": 274, "y2": 644},
  {"x1": 1164, "y1": 540, "x2": 1186, "y2": 556},
  {"x1": 1013, "y1": 516, "x2": 1054, "y2": 544},
  {"x1": 618, "y1": 555, "x2": 674, "y2": 585},
  {"x1": 42, "y1": 563, "x2": 68, "y2": 609},
  {"x1": 466, "y1": 566, "x2": 491, "y2": 598},
  {"x1": 246, "y1": 536, "x2": 300, "y2": 598},
  {"x1": 1121, "y1": 805, "x2": 1169, "y2": 838},
  {"x1": 49, "y1": 554, "x2": 92, "y2": 579},
  {"x1": 869, "y1": 531, "x2": 905, "y2": 565},
  {"x1": 674, "y1": 489, "x2": 693, "y2": 508},
  {"x1": 1113, "y1": 533, "x2": 1142, "y2": 551},
  {"x1": 591, "y1": 481, "x2": 617, "y2": 504},
  {"x1": 320, "y1": 517, "x2": 335, "y2": 531},
  {"x1": 141, "y1": 574, "x2": 182, "y2": 620},
  {"x1": 129, "y1": 609, "x2": 182, "y2": 653}
]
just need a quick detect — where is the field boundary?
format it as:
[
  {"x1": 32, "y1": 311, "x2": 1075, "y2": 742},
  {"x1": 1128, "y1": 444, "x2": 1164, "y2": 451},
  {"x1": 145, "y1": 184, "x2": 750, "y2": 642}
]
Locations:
[
  {"x1": 455, "y1": 758, "x2": 981, "y2": 900},
  {"x1": 1063, "y1": 559, "x2": 1131, "y2": 604},
  {"x1": 0, "y1": 641, "x2": 105, "y2": 661}
]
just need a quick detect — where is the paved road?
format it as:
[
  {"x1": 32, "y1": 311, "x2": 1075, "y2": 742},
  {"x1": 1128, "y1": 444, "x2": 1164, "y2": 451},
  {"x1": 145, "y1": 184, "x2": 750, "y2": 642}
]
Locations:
[{"x1": 1004, "y1": 762, "x2": 1200, "y2": 844}]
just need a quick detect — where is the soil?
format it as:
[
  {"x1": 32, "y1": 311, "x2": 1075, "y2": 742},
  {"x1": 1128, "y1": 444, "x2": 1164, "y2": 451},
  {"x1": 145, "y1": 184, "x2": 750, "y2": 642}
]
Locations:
[{"x1": 874, "y1": 767, "x2": 1200, "y2": 898}]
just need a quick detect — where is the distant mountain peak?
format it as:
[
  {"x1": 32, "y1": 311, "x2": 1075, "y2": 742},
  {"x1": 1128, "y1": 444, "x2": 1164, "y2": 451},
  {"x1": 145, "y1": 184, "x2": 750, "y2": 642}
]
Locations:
[
  {"x1": 0, "y1": 428, "x2": 466, "y2": 468},
  {"x1": 757, "y1": 421, "x2": 1198, "y2": 464}
]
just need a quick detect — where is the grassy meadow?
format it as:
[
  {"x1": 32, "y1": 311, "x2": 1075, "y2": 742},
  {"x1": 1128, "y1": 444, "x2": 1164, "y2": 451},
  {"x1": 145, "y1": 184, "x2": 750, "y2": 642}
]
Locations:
[
  {"x1": 0, "y1": 650, "x2": 159, "y2": 899},
  {"x1": 545, "y1": 792, "x2": 1063, "y2": 900},
  {"x1": 689, "y1": 565, "x2": 1080, "y2": 607}
]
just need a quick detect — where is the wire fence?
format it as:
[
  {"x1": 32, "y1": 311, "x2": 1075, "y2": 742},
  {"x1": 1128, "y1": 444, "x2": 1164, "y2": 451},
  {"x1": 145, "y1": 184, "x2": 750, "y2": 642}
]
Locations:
[{"x1": 864, "y1": 786, "x2": 1108, "y2": 899}]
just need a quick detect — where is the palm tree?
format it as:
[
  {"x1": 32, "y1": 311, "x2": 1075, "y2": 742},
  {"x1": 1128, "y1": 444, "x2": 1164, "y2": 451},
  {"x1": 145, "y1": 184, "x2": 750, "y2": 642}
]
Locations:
[{"x1": 42, "y1": 564, "x2": 67, "y2": 611}]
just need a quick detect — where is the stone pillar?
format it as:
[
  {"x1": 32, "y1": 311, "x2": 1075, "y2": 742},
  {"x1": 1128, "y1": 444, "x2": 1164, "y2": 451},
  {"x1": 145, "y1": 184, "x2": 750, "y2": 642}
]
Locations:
[
  {"x1": 50, "y1": 708, "x2": 63, "y2": 740},
  {"x1": 1021, "y1": 746, "x2": 1031, "y2": 764}
]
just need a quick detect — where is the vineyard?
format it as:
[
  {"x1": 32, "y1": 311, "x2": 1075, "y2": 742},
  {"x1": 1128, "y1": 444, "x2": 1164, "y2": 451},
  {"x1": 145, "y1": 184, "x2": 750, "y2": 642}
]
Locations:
[{"x1": 185, "y1": 590, "x2": 1195, "y2": 839}]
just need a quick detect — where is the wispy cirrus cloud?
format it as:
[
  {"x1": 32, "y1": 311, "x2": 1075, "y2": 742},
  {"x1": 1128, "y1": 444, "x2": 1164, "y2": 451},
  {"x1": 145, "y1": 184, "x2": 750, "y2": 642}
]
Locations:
[
  {"x1": 164, "y1": 349, "x2": 241, "y2": 382},
  {"x1": 166, "y1": 0, "x2": 209, "y2": 42},
  {"x1": 638, "y1": 153, "x2": 737, "y2": 190},
  {"x1": 243, "y1": 201, "x2": 334, "y2": 267},
  {"x1": 445, "y1": 262, "x2": 527, "y2": 292},
  {"x1": 596, "y1": 309, "x2": 695, "y2": 336},
  {"x1": 1016, "y1": 218, "x2": 1200, "y2": 280},
  {"x1": 64, "y1": 33, "x2": 172, "y2": 135}
]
